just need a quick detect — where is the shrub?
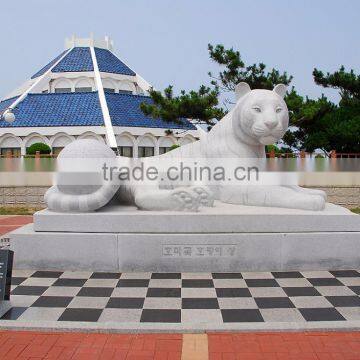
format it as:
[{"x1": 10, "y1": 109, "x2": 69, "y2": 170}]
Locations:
[
  {"x1": 26, "y1": 142, "x2": 51, "y2": 155},
  {"x1": 169, "y1": 144, "x2": 180, "y2": 151}
]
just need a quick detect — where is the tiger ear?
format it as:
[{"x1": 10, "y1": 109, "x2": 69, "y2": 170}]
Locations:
[
  {"x1": 273, "y1": 84, "x2": 287, "y2": 98},
  {"x1": 235, "y1": 82, "x2": 251, "y2": 101}
]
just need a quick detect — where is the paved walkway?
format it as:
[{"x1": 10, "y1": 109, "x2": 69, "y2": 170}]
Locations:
[
  {"x1": 0, "y1": 330, "x2": 359, "y2": 359},
  {"x1": 1, "y1": 217, "x2": 360, "y2": 359},
  {"x1": 2, "y1": 269, "x2": 360, "y2": 331},
  {"x1": 0, "y1": 215, "x2": 33, "y2": 236}
]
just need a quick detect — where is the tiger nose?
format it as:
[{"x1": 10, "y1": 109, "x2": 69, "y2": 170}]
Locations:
[{"x1": 264, "y1": 119, "x2": 278, "y2": 129}]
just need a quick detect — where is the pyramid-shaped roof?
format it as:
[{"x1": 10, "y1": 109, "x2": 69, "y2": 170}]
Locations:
[
  {"x1": 0, "y1": 92, "x2": 195, "y2": 130},
  {"x1": 0, "y1": 36, "x2": 197, "y2": 137},
  {"x1": 31, "y1": 47, "x2": 136, "y2": 79}
]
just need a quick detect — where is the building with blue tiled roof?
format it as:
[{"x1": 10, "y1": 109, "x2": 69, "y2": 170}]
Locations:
[{"x1": 0, "y1": 36, "x2": 199, "y2": 157}]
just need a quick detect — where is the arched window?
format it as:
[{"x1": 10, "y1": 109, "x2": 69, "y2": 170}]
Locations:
[
  {"x1": 159, "y1": 137, "x2": 176, "y2": 155},
  {"x1": 116, "y1": 135, "x2": 134, "y2": 157},
  {"x1": 26, "y1": 135, "x2": 46, "y2": 149},
  {"x1": 75, "y1": 78, "x2": 93, "y2": 93},
  {"x1": 79, "y1": 133, "x2": 104, "y2": 142},
  {"x1": 0, "y1": 136, "x2": 21, "y2": 157},
  {"x1": 51, "y1": 135, "x2": 72, "y2": 156},
  {"x1": 118, "y1": 81, "x2": 134, "y2": 95},
  {"x1": 53, "y1": 78, "x2": 72, "y2": 93},
  {"x1": 102, "y1": 79, "x2": 116, "y2": 94},
  {"x1": 138, "y1": 136, "x2": 155, "y2": 157}
]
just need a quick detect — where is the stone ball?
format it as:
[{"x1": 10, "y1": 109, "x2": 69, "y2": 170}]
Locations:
[
  {"x1": 56, "y1": 139, "x2": 116, "y2": 195},
  {"x1": 58, "y1": 139, "x2": 116, "y2": 159}
]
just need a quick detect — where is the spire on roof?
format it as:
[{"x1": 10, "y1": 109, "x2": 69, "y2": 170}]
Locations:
[{"x1": 64, "y1": 35, "x2": 114, "y2": 51}]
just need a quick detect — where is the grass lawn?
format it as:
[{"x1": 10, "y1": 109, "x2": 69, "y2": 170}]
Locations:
[
  {"x1": 351, "y1": 208, "x2": 360, "y2": 214},
  {"x1": 0, "y1": 206, "x2": 43, "y2": 215}
]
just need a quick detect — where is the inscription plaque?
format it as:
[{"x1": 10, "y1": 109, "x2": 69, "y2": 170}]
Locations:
[
  {"x1": 162, "y1": 245, "x2": 236, "y2": 258},
  {"x1": 0, "y1": 249, "x2": 14, "y2": 301}
]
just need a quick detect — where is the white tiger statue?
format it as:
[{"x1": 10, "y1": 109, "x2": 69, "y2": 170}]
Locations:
[{"x1": 45, "y1": 83, "x2": 326, "y2": 212}]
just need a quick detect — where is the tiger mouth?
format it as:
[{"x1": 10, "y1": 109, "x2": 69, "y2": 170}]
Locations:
[{"x1": 252, "y1": 126, "x2": 284, "y2": 139}]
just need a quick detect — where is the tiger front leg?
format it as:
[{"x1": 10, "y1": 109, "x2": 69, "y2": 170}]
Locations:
[
  {"x1": 219, "y1": 185, "x2": 326, "y2": 211},
  {"x1": 189, "y1": 186, "x2": 215, "y2": 207},
  {"x1": 134, "y1": 186, "x2": 200, "y2": 211}
]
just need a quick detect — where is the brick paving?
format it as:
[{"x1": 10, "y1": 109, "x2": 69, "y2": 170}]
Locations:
[
  {"x1": 0, "y1": 215, "x2": 33, "y2": 236},
  {"x1": 207, "y1": 332, "x2": 360, "y2": 360},
  {"x1": 0, "y1": 331, "x2": 359, "y2": 359},
  {"x1": 0, "y1": 331, "x2": 182, "y2": 360}
]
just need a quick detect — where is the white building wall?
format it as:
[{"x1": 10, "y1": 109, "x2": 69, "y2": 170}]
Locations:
[{"x1": 0, "y1": 128, "x2": 198, "y2": 157}]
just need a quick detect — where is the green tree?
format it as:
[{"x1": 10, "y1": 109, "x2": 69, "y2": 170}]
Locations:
[
  {"x1": 26, "y1": 142, "x2": 51, "y2": 155},
  {"x1": 207, "y1": 44, "x2": 292, "y2": 95},
  {"x1": 140, "y1": 85, "x2": 225, "y2": 126},
  {"x1": 283, "y1": 67, "x2": 360, "y2": 153},
  {"x1": 141, "y1": 44, "x2": 292, "y2": 125},
  {"x1": 141, "y1": 45, "x2": 360, "y2": 153},
  {"x1": 313, "y1": 66, "x2": 360, "y2": 105}
]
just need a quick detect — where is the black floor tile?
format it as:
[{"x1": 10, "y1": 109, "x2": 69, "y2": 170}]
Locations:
[
  {"x1": 349, "y1": 286, "x2": 360, "y2": 295},
  {"x1": 31, "y1": 271, "x2": 63, "y2": 278},
  {"x1": 325, "y1": 296, "x2": 360, "y2": 307},
  {"x1": 11, "y1": 286, "x2": 48, "y2": 296},
  {"x1": 53, "y1": 278, "x2": 87, "y2": 287},
  {"x1": 283, "y1": 287, "x2": 321, "y2": 297},
  {"x1": 77, "y1": 287, "x2": 113, "y2": 297},
  {"x1": 245, "y1": 279, "x2": 279, "y2": 288},
  {"x1": 221, "y1": 309, "x2": 264, "y2": 322},
  {"x1": 182, "y1": 298, "x2": 219, "y2": 309},
  {"x1": 330, "y1": 270, "x2": 360, "y2": 278},
  {"x1": 215, "y1": 288, "x2": 251, "y2": 298},
  {"x1": 308, "y1": 278, "x2": 343, "y2": 286},
  {"x1": 147, "y1": 288, "x2": 181, "y2": 297},
  {"x1": 106, "y1": 297, "x2": 144, "y2": 309},
  {"x1": 140, "y1": 309, "x2": 181, "y2": 323},
  {"x1": 299, "y1": 308, "x2": 345, "y2": 321},
  {"x1": 90, "y1": 272, "x2": 121, "y2": 279},
  {"x1": 30, "y1": 296, "x2": 73, "y2": 308},
  {"x1": 0, "y1": 307, "x2": 27, "y2": 320},
  {"x1": 151, "y1": 273, "x2": 181, "y2": 279},
  {"x1": 255, "y1": 297, "x2": 295, "y2": 309},
  {"x1": 58, "y1": 308, "x2": 102, "y2": 322},
  {"x1": 117, "y1": 279, "x2": 150, "y2": 288},
  {"x1": 11, "y1": 277, "x2": 27, "y2": 286},
  {"x1": 212, "y1": 273, "x2": 242, "y2": 279},
  {"x1": 272, "y1": 272, "x2": 303, "y2": 279},
  {"x1": 182, "y1": 279, "x2": 214, "y2": 288}
]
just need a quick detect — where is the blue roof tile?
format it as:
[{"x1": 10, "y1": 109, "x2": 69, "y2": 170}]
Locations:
[
  {"x1": 52, "y1": 47, "x2": 93, "y2": 73},
  {"x1": 106, "y1": 93, "x2": 196, "y2": 130},
  {"x1": 31, "y1": 47, "x2": 135, "y2": 77},
  {"x1": 0, "y1": 92, "x2": 102, "y2": 127},
  {"x1": 0, "y1": 96, "x2": 19, "y2": 115},
  {"x1": 31, "y1": 50, "x2": 68, "y2": 79},
  {"x1": 95, "y1": 48, "x2": 136, "y2": 76},
  {"x1": 0, "y1": 92, "x2": 196, "y2": 130}
]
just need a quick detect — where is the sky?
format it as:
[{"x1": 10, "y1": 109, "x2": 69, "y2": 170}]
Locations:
[{"x1": 0, "y1": 0, "x2": 359, "y2": 103}]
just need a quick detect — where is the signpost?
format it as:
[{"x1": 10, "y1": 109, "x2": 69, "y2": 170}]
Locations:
[{"x1": 0, "y1": 249, "x2": 13, "y2": 317}]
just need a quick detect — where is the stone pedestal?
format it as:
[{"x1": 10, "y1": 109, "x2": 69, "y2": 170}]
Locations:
[{"x1": 9, "y1": 202, "x2": 360, "y2": 272}]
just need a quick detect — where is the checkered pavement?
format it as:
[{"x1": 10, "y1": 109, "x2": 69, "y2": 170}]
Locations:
[{"x1": 2, "y1": 270, "x2": 360, "y2": 324}]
